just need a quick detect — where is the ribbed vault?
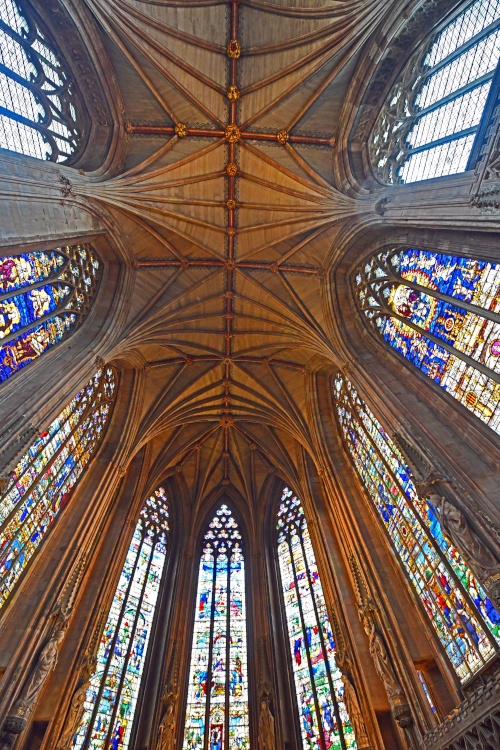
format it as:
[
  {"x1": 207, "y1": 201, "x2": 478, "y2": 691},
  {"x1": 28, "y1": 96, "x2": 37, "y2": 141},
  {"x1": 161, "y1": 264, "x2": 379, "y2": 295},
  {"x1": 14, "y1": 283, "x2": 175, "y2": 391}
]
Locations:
[{"x1": 75, "y1": 0, "x2": 400, "y2": 503}]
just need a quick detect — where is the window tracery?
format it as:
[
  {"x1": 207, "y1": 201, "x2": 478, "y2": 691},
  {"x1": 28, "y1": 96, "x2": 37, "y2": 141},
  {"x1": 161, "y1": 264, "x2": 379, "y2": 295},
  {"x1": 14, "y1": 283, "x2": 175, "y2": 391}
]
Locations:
[
  {"x1": 0, "y1": 366, "x2": 116, "y2": 609},
  {"x1": 73, "y1": 486, "x2": 170, "y2": 750},
  {"x1": 355, "y1": 247, "x2": 500, "y2": 434},
  {"x1": 333, "y1": 374, "x2": 500, "y2": 683},
  {"x1": 0, "y1": 0, "x2": 83, "y2": 161},
  {"x1": 369, "y1": 0, "x2": 500, "y2": 183},
  {"x1": 0, "y1": 244, "x2": 101, "y2": 382},
  {"x1": 276, "y1": 489, "x2": 356, "y2": 750},
  {"x1": 183, "y1": 505, "x2": 249, "y2": 750}
]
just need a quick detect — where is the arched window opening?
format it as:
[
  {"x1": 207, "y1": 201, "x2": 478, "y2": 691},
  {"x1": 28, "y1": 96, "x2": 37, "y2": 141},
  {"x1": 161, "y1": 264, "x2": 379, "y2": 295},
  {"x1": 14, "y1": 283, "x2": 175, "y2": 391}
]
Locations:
[
  {"x1": 0, "y1": 366, "x2": 116, "y2": 609},
  {"x1": 0, "y1": 244, "x2": 101, "y2": 383},
  {"x1": 333, "y1": 374, "x2": 500, "y2": 683},
  {"x1": 355, "y1": 247, "x2": 500, "y2": 434},
  {"x1": 183, "y1": 505, "x2": 250, "y2": 750},
  {"x1": 73, "y1": 486, "x2": 170, "y2": 750},
  {"x1": 369, "y1": 0, "x2": 500, "y2": 184},
  {"x1": 0, "y1": 0, "x2": 83, "y2": 161},
  {"x1": 276, "y1": 489, "x2": 356, "y2": 750}
]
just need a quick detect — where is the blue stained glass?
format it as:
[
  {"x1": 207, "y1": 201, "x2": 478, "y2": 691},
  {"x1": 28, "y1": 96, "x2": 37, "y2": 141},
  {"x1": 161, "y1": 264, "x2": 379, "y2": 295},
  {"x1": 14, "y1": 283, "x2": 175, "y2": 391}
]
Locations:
[
  {"x1": 277, "y1": 489, "x2": 356, "y2": 750},
  {"x1": 0, "y1": 245, "x2": 100, "y2": 382},
  {"x1": 183, "y1": 505, "x2": 249, "y2": 750},
  {"x1": 73, "y1": 487, "x2": 170, "y2": 750},
  {"x1": 0, "y1": 367, "x2": 116, "y2": 608},
  {"x1": 334, "y1": 374, "x2": 500, "y2": 683},
  {"x1": 356, "y1": 248, "x2": 500, "y2": 434}
]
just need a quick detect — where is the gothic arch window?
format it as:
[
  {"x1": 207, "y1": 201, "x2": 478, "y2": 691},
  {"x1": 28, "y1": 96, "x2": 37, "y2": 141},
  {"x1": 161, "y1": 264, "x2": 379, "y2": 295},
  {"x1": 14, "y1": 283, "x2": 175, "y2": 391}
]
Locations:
[
  {"x1": 276, "y1": 489, "x2": 355, "y2": 750},
  {"x1": 369, "y1": 0, "x2": 500, "y2": 183},
  {"x1": 0, "y1": 366, "x2": 116, "y2": 609},
  {"x1": 333, "y1": 374, "x2": 500, "y2": 683},
  {"x1": 183, "y1": 504, "x2": 250, "y2": 750},
  {"x1": 73, "y1": 486, "x2": 170, "y2": 750},
  {"x1": 0, "y1": 0, "x2": 83, "y2": 161},
  {"x1": 0, "y1": 244, "x2": 101, "y2": 383},
  {"x1": 355, "y1": 246, "x2": 500, "y2": 434}
]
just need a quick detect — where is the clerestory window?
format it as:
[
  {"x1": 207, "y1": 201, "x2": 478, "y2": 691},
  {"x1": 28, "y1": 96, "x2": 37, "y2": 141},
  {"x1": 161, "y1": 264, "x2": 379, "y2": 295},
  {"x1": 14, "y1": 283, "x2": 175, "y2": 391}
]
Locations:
[
  {"x1": 369, "y1": 0, "x2": 500, "y2": 183},
  {"x1": 0, "y1": 0, "x2": 82, "y2": 161}
]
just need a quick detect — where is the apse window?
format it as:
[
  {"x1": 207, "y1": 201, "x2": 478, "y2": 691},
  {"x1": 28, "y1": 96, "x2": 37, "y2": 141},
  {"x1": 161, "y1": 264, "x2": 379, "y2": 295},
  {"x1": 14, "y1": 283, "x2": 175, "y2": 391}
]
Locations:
[
  {"x1": 0, "y1": 0, "x2": 81, "y2": 160},
  {"x1": 369, "y1": 0, "x2": 500, "y2": 183},
  {"x1": 276, "y1": 488, "x2": 357, "y2": 750},
  {"x1": 183, "y1": 505, "x2": 250, "y2": 750}
]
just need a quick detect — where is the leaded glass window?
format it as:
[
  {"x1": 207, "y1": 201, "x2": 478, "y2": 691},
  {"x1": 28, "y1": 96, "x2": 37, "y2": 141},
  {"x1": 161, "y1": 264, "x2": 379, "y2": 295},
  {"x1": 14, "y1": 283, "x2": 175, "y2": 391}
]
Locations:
[
  {"x1": 355, "y1": 247, "x2": 500, "y2": 434},
  {"x1": 183, "y1": 505, "x2": 249, "y2": 750},
  {"x1": 333, "y1": 374, "x2": 500, "y2": 683},
  {"x1": 73, "y1": 487, "x2": 170, "y2": 750},
  {"x1": 0, "y1": 366, "x2": 116, "y2": 609},
  {"x1": 0, "y1": 244, "x2": 101, "y2": 382},
  {"x1": 369, "y1": 0, "x2": 500, "y2": 183},
  {"x1": 277, "y1": 489, "x2": 356, "y2": 750},
  {"x1": 0, "y1": 0, "x2": 82, "y2": 161}
]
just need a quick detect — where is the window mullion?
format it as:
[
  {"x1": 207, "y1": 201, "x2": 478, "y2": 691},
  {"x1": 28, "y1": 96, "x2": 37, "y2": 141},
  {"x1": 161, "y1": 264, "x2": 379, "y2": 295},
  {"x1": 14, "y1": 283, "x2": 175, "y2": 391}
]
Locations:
[
  {"x1": 415, "y1": 71, "x2": 495, "y2": 120},
  {"x1": 375, "y1": 306, "x2": 500, "y2": 385},
  {"x1": 286, "y1": 531, "x2": 327, "y2": 750},
  {"x1": 297, "y1": 532, "x2": 347, "y2": 750},
  {"x1": 347, "y1": 395, "x2": 497, "y2": 661},
  {"x1": 204, "y1": 552, "x2": 218, "y2": 750},
  {"x1": 102, "y1": 537, "x2": 156, "y2": 750},
  {"x1": 81, "y1": 531, "x2": 147, "y2": 750},
  {"x1": 423, "y1": 18, "x2": 500, "y2": 78},
  {"x1": 224, "y1": 551, "x2": 231, "y2": 750},
  {"x1": 0, "y1": 393, "x2": 99, "y2": 538}
]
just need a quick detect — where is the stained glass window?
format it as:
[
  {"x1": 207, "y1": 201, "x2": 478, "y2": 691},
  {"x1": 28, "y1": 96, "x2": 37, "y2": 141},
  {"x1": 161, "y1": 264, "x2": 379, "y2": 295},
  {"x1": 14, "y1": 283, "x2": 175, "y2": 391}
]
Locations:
[
  {"x1": 0, "y1": 0, "x2": 82, "y2": 160},
  {"x1": 355, "y1": 247, "x2": 500, "y2": 434},
  {"x1": 0, "y1": 366, "x2": 116, "y2": 608},
  {"x1": 333, "y1": 374, "x2": 500, "y2": 683},
  {"x1": 277, "y1": 489, "x2": 356, "y2": 750},
  {"x1": 73, "y1": 487, "x2": 170, "y2": 750},
  {"x1": 0, "y1": 244, "x2": 101, "y2": 382},
  {"x1": 369, "y1": 0, "x2": 500, "y2": 183},
  {"x1": 183, "y1": 505, "x2": 249, "y2": 750}
]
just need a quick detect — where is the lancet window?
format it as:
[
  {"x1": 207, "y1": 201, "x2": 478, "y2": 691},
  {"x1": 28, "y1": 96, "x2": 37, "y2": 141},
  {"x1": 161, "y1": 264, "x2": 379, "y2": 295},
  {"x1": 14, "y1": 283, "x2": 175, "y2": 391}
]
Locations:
[
  {"x1": 333, "y1": 374, "x2": 500, "y2": 683},
  {"x1": 0, "y1": 366, "x2": 116, "y2": 609},
  {"x1": 0, "y1": 244, "x2": 101, "y2": 382},
  {"x1": 0, "y1": 0, "x2": 82, "y2": 161},
  {"x1": 355, "y1": 247, "x2": 500, "y2": 434},
  {"x1": 73, "y1": 487, "x2": 170, "y2": 750},
  {"x1": 276, "y1": 489, "x2": 355, "y2": 750},
  {"x1": 183, "y1": 505, "x2": 249, "y2": 750},
  {"x1": 369, "y1": 0, "x2": 500, "y2": 183}
]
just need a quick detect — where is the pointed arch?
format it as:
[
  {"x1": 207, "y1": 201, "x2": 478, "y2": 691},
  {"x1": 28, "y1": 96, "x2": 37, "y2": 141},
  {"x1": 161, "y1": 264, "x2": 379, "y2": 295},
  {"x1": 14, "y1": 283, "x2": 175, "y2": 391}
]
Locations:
[
  {"x1": 73, "y1": 485, "x2": 171, "y2": 750},
  {"x1": 0, "y1": 243, "x2": 102, "y2": 383},
  {"x1": 354, "y1": 244, "x2": 500, "y2": 435},
  {"x1": 275, "y1": 485, "x2": 356, "y2": 750},
  {"x1": 0, "y1": 365, "x2": 116, "y2": 609},
  {"x1": 333, "y1": 373, "x2": 500, "y2": 683},
  {"x1": 182, "y1": 503, "x2": 250, "y2": 750}
]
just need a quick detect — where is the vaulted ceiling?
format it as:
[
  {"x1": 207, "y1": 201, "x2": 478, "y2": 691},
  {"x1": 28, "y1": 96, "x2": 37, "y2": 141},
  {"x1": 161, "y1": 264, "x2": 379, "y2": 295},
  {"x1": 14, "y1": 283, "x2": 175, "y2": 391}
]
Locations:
[{"x1": 78, "y1": 0, "x2": 392, "y2": 504}]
